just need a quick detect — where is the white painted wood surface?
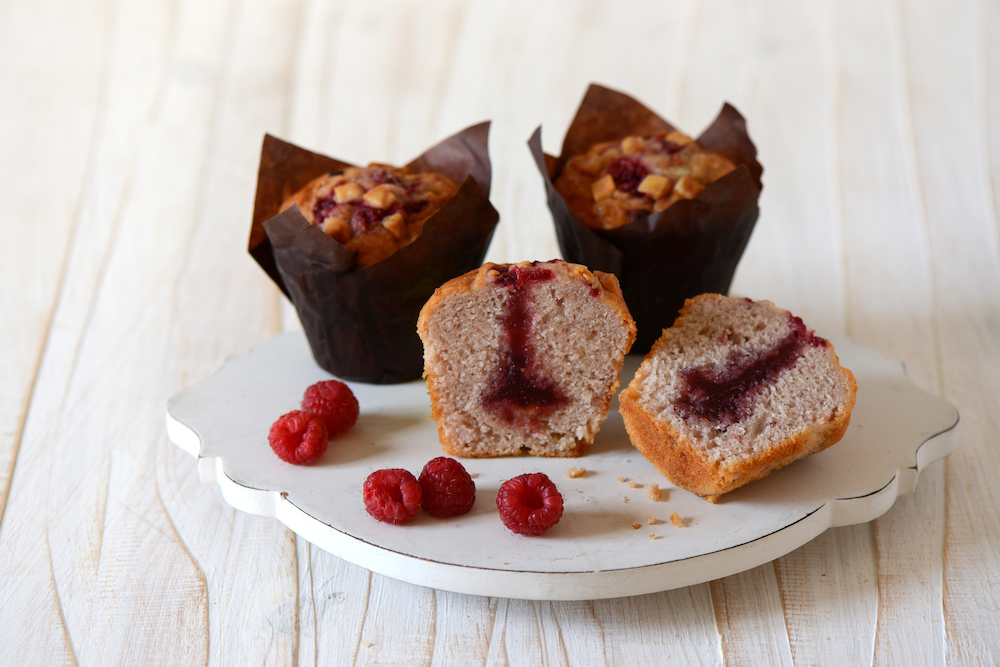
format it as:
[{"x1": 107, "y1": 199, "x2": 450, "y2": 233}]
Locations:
[{"x1": 1, "y1": 0, "x2": 997, "y2": 664}]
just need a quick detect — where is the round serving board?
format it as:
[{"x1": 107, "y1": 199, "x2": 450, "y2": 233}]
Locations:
[{"x1": 166, "y1": 332, "x2": 958, "y2": 601}]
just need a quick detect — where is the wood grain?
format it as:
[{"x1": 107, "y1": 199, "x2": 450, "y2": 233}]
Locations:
[{"x1": 2, "y1": 0, "x2": 997, "y2": 664}]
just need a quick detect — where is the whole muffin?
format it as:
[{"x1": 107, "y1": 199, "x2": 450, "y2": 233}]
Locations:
[
  {"x1": 529, "y1": 84, "x2": 764, "y2": 353},
  {"x1": 249, "y1": 122, "x2": 499, "y2": 383}
]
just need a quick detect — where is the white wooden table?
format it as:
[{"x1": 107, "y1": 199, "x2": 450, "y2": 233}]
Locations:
[{"x1": 2, "y1": 1, "x2": 998, "y2": 664}]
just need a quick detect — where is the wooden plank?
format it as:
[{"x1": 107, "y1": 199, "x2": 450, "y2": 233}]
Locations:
[
  {"x1": 590, "y1": 588, "x2": 721, "y2": 666},
  {"x1": 893, "y1": 0, "x2": 1000, "y2": 664},
  {"x1": 0, "y1": 0, "x2": 302, "y2": 663},
  {"x1": 822, "y1": 1, "x2": 947, "y2": 665},
  {"x1": 0, "y1": 0, "x2": 119, "y2": 663},
  {"x1": 0, "y1": 0, "x2": 105, "y2": 520},
  {"x1": 773, "y1": 526, "x2": 879, "y2": 666},
  {"x1": 710, "y1": 566, "x2": 794, "y2": 667},
  {"x1": 485, "y1": 598, "x2": 569, "y2": 667},
  {"x1": 725, "y1": 0, "x2": 848, "y2": 335}
]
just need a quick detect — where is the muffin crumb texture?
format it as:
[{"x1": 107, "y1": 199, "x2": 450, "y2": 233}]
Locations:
[
  {"x1": 418, "y1": 260, "x2": 636, "y2": 458},
  {"x1": 620, "y1": 294, "x2": 857, "y2": 502}
]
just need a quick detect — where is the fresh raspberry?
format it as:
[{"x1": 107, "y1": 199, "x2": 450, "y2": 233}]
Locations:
[
  {"x1": 363, "y1": 468, "x2": 422, "y2": 525},
  {"x1": 418, "y1": 457, "x2": 476, "y2": 517},
  {"x1": 268, "y1": 410, "x2": 328, "y2": 464},
  {"x1": 496, "y1": 473, "x2": 564, "y2": 536},
  {"x1": 301, "y1": 380, "x2": 359, "y2": 438}
]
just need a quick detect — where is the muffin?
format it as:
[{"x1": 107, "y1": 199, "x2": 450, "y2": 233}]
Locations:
[
  {"x1": 619, "y1": 294, "x2": 857, "y2": 502},
  {"x1": 417, "y1": 260, "x2": 636, "y2": 457},
  {"x1": 249, "y1": 122, "x2": 499, "y2": 384},
  {"x1": 280, "y1": 164, "x2": 459, "y2": 268},
  {"x1": 529, "y1": 84, "x2": 763, "y2": 353}
]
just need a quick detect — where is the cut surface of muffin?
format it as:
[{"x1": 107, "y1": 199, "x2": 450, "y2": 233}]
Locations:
[
  {"x1": 281, "y1": 164, "x2": 459, "y2": 267},
  {"x1": 417, "y1": 260, "x2": 636, "y2": 457},
  {"x1": 554, "y1": 131, "x2": 735, "y2": 230},
  {"x1": 619, "y1": 294, "x2": 857, "y2": 502}
]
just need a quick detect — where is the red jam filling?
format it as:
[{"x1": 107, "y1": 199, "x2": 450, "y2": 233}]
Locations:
[
  {"x1": 608, "y1": 157, "x2": 649, "y2": 194},
  {"x1": 481, "y1": 264, "x2": 567, "y2": 424},
  {"x1": 673, "y1": 314, "x2": 828, "y2": 424}
]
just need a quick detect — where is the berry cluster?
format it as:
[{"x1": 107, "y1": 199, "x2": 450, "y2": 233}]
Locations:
[
  {"x1": 364, "y1": 457, "x2": 476, "y2": 524},
  {"x1": 268, "y1": 380, "x2": 359, "y2": 465},
  {"x1": 364, "y1": 462, "x2": 564, "y2": 536},
  {"x1": 265, "y1": 381, "x2": 565, "y2": 536}
]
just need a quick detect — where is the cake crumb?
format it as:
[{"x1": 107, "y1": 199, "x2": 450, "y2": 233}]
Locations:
[
  {"x1": 631, "y1": 523, "x2": 641, "y2": 530},
  {"x1": 622, "y1": 496, "x2": 630, "y2": 503},
  {"x1": 671, "y1": 512, "x2": 684, "y2": 527},
  {"x1": 565, "y1": 467, "x2": 586, "y2": 479},
  {"x1": 646, "y1": 484, "x2": 661, "y2": 501},
  {"x1": 648, "y1": 534, "x2": 660, "y2": 540},
  {"x1": 628, "y1": 480, "x2": 641, "y2": 489},
  {"x1": 469, "y1": 472, "x2": 479, "y2": 479},
  {"x1": 645, "y1": 516, "x2": 657, "y2": 525},
  {"x1": 617, "y1": 476, "x2": 627, "y2": 483},
  {"x1": 361, "y1": 642, "x2": 373, "y2": 649}
]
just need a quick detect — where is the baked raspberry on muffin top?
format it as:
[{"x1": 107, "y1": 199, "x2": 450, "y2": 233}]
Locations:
[
  {"x1": 281, "y1": 164, "x2": 459, "y2": 267},
  {"x1": 554, "y1": 131, "x2": 736, "y2": 230}
]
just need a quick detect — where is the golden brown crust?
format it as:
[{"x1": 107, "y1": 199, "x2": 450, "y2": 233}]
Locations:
[
  {"x1": 621, "y1": 385, "x2": 854, "y2": 502},
  {"x1": 619, "y1": 295, "x2": 858, "y2": 502},
  {"x1": 553, "y1": 132, "x2": 736, "y2": 230}
]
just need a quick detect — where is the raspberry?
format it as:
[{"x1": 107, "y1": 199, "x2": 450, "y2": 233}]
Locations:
[
  {"x1": 363, "y1": 468, "x2": 422, "y2": 525},
  {"x1": 496, "y1": 473, "x2": 564, "y2": 536},
  {"x1": 608, "y1": 156, "x2": 649, "y2": 194},
  {"x1": 418, "y1": 457, "x2": 476, "y2": 517},
  {"x1": 268, "y1": 410, "x2": 328, "y2": 464},
  {"x1": 302, "y1": 380, "x2": 359, "y2": 438}
]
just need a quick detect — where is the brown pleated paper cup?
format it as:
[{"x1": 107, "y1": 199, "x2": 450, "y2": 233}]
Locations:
[
  {"x1": 529, "y1": 85, "x2": 763, "y2": 353},
  {"x1": 249, "y1": 122, "x2": 499, "y2": 384}
]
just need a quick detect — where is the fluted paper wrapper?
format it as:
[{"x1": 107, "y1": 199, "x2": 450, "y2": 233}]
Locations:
[
  {"x1": 249, "y1": 122, "x2": 499, "y2": 383},
  {"x1": 529, "y1": 84, "x2": 763, "y2": 353}
]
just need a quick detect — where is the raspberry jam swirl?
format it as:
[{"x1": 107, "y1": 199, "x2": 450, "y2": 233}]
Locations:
[
  {"x1": 481, "y1": 264, "x2": 568, "y2": 425},
  {"x1": 674, "y1": 314, "x2": 828, "y2": 424}
]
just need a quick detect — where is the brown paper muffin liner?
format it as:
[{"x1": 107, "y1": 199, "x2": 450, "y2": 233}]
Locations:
[
  {"x1": 529, "y1": 84, "x2": 763, "y2": 353},
  {"x1": 249, "y1": 122, "x2": 499, "y2": 384}
]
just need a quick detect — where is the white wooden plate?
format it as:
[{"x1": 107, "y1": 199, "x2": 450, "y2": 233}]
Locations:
[{"x1": 166, "y1": 332, "x2": 958, "y2": 600}]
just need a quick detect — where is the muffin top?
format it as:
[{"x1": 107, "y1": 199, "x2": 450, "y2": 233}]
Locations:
[
  {"x1": 281, "y1": 164, "x2": 459, "y2": 267},
  {"x1": 553, "y1": 131, "x2": 735, "y2": 230}
]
